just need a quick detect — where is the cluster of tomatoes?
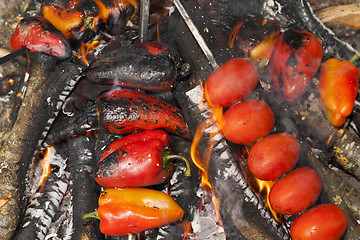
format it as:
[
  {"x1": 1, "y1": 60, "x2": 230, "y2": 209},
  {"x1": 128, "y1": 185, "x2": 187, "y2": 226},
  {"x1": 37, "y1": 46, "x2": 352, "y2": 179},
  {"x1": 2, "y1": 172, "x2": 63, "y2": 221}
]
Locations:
[{"x1": 204, "y1": 16, "x2": 354, "y2": 240}]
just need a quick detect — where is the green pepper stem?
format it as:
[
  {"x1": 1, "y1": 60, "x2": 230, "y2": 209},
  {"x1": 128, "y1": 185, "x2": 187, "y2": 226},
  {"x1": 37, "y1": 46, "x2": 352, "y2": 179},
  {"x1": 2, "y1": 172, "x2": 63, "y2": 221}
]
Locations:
[
  {"x1": 163, "y1": 148, "x2": 191, "y2": 177},
  {"x1": 82, "y1": 210, "x2": 100, "y2": 220},
  {"x1": 349, "y1": 52, "x2": 360, "y2": 63}
]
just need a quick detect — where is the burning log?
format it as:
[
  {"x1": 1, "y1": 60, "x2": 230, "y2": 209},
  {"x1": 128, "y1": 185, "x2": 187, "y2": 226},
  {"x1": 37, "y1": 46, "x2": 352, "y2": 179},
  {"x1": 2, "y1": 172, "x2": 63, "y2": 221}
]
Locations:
[
  {"x1": 68, "y1": 135, "x2": 104, "y2": 240},
  {"x1": 13, "y1": 143, "x2": 70, "y2": 240},
  {"x1": 0, "y1": 53, "x2": 85, "y2": 239}
]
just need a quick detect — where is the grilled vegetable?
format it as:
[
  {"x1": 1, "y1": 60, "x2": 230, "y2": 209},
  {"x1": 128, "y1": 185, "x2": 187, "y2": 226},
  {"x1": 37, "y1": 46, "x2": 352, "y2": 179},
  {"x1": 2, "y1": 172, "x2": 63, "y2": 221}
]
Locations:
[
  {"x1": 290, "y1": 204, "x2": 348, "y2": 240},
  {"x1": 228, "y1": 15, "x2": 280, "y2": 68},
  {"x1": 83, "y1": 188, "x2": 185, "y2": 235},
  {"x1": 42, "y1": 0, "x2": 137, "y2": 43},
  {"x1": 269, "y1": 167, "x2": 322, "y2": 215},
  {"x1": 268, "y1": 29, "x2": 324, "y2": 103},
  {"x1": 87, "y1": 42, "x2": 183, "y2": 91},
  {"x1": 10, "y1": 17, "x2": 71, "y2": 59},
  {"x1": 221, "y1": 99, "x2": 275, "y2": 144},
  {"x1": 318, "y1": 58, "x2": 359, "y2": 127},
  {"x1": 204, "y1": 58, "x2": 259, "y2": 107},
  {"x1": 96, "y1": 89, "x2": 191, "y2": 139},
  {"x1": 94, "y1": 130, "x2": 191, "y2": 188},
  {"x1": 247, "y1": 132, "x2": 300, "y2": 181}
]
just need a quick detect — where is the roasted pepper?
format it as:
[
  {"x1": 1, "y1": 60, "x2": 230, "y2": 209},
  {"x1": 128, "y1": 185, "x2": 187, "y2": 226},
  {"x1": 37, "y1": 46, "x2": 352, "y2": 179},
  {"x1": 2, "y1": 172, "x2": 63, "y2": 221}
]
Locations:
[
  {"x1": 228, "y1": 15, "x2": 280, "y2": 68},
  {"x1": 96, "y1": 89, "x2": 191, "y2": 139},
  {"x1": 10, "y1": 17, "x2": 71, "y2": 60},
  {"x1": 83, "y1": 188, "x2": 185, "y2": 235},
  {"x1": 86, "y1": 42, "x2": 184, "y2": 91},
  {"x1": 94, "y1": 130, "x2": 191, "y2": 188},
  {"x1": 318, "y1": 58, "x2": 359, "y2": 127},
  {"x1": 268, "y1": 29, "x2": 324, "y2": 103},
  {"x1": 42, "y1": 0, "x2": 137, "y2": 43}
]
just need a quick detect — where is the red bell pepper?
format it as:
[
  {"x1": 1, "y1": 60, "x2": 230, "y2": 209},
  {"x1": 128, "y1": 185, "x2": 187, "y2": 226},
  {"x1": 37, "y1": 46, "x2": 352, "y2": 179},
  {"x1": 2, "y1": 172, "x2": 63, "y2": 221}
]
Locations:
[
  {"x1": 318, "y1": 58, "x2": 359, "y2": 127},
  {"x1": 96, "y1": 89, "x2": 191, "y2": 139},
  {"x1": 83, "y1": 188, "x2": 185, "y2": 235},
  {"x1": 10, "y1": 17, "x2": 71, "y2": 60},
  {"x1": 268, "y1": 29, "x2": 324, "y2": 103},
  {"x1": 94, "y1": 130, "x2": 191, "y2": 188}
]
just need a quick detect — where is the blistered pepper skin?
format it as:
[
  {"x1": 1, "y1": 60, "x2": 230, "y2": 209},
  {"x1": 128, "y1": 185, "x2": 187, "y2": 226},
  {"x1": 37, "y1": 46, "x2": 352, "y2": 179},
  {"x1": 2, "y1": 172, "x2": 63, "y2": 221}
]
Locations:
[
  {"x1": 96, "y1": 89, "x2": 191, "y2": 139},
  {"x1": 319, "y1": 58, "x2": 359, "y2": 127},
  {"x1": 94, "y1": 130, "x2": 174, "y2": 188},
  {"x1": 268, "y1": 29, "x2": 324, "y2": 103},
  {"x1": 86, "y1": 42, "x2": 182, "y2": 91},
  {"x1": 97, "y1": 188, "x2": 185, "y2": 235},
  {"x1": 10, "y1": 17, "x2": 71, "y2": 59}
]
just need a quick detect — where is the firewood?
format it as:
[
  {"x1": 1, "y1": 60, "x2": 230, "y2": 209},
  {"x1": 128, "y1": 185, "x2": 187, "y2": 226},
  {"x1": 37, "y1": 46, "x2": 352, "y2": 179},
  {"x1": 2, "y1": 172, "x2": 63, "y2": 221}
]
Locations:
[{"x1": 0, "y1": 54, "x2": 85, "y2": 240}]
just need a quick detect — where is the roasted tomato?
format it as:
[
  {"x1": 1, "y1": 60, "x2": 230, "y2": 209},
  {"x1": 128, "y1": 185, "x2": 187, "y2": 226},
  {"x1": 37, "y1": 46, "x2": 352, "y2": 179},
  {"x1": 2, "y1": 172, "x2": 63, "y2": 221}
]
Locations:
[
  {"x1": 268, "y1": 29, "x2": 324, "y2": 103},
  {"x1": 290, "y1": 204, "x2": 348, "y2": 240},
  {"x1": 228, "y1": 15, "x2": 280, "y2": 68},
  {"x1": 269, "y1": 167, "x2": 322, "y2": 215},
  {"x1": 318, "y1": 58, "x2": 359, "y2": 127},
  {"x1": 205, "y1": 58, "x2": 259, "y2": 107},
  {"x1": 247, "y1": 133, "x2": 300, "y2": 181},
  {"x1": 221, "y1": 99, "x2": 275, "y2": 144}
]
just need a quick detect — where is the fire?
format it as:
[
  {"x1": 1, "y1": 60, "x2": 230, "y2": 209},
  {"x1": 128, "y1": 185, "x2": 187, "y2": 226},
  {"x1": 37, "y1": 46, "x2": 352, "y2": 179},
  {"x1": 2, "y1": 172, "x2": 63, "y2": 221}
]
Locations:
[
  {"x1": 38, "y1": 146, "x2": 55, "y2": 187},
  {"x1": 77, "y1": 40, "x2": 100, "y2": 66},
  {"x1": 254, "y1": 177, "x2": 282, "y2": 222}
]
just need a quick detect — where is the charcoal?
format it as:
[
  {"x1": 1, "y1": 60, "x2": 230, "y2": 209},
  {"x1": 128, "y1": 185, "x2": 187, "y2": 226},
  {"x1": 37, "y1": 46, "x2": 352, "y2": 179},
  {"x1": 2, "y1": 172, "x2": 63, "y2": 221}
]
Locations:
[
  {"x1": 13, "y1": 143, "x2": 70, "y2": 240},
  {"x1": 69, "y1": 135, "x2": 104, "y2": 240}
]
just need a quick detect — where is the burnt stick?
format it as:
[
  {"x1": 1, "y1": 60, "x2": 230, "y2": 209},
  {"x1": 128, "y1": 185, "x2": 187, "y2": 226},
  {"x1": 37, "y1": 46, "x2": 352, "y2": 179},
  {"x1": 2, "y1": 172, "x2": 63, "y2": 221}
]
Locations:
[
  {"x1": 69, "y1": 135, "x2": 104, "y2": 240},
  {"x1": 13, "y1": 143, "x2": 70, "y2": 240},
  {"x1": 0, "y1": 53, "x2": 85, "y2": 240}
]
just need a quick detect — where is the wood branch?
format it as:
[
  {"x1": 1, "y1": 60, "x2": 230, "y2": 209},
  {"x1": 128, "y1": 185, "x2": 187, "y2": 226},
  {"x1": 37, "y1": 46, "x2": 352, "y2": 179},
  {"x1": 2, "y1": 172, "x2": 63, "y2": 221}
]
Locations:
[
  {"x1": 0, "y1": 53, "x2": 85, "y2": 240},
  {"x1": 315, "y1": 4, "x2": 360, "y2": 29}
]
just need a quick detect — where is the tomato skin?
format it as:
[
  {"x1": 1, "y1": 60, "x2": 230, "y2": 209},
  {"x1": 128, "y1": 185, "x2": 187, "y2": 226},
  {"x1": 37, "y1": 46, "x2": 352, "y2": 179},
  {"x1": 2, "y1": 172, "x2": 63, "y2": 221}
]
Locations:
[
  {"x1": 269, "y1": 167, "x2": 322, "y2": 215},
  {"x1": 290, "y1": 204, "x2": 348, "y2": 240},
  {"x1": 222, "y1": 99, "x2": 275, "y2": 144},
  {"x1": 205, "y1": 58, "x2": 259, "y2": 107},
  {"x1": 248, "y1": 133, "x2": 300, "y2": 181}
]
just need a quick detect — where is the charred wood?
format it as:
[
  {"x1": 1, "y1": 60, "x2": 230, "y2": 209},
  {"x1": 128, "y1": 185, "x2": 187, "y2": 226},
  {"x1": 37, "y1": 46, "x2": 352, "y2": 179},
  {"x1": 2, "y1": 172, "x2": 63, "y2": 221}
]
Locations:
[
  {"x1": 0, "y1": 53, "x2": 85, "y2": 239},
  {"x1": 69, "y1": 135, "x2": 104, "y2": 240},
  {"x1": 302, "y1": 143, "x2": 360, "y2": 239},
  {"x1": 0, "y1": 53, "x2": 57, "y2": 240},
  {"x1": 13, "y1": 143, "x2": 70, "y2": 240}
]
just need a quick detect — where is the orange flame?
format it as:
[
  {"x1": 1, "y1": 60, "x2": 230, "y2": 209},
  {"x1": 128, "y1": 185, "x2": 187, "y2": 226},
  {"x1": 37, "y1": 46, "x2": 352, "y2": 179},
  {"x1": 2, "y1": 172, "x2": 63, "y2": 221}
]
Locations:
[
  {"x1": 77, "y1": 40, "x2": 100, "y2": 66},
  {"x1": 38, "y1": 146, "x2": 54, "y2": 187},
  {"x1": 254, "y1": 177, "x2": 282, "y2": 222}
]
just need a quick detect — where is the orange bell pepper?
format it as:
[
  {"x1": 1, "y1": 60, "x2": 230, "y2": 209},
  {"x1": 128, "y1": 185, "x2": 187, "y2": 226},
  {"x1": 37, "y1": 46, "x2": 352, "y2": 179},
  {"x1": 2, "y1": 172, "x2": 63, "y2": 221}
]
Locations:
[
  {"x1": 83, "y1": 188, "x2": 185, "y2": 235},
  {"x1": 319, "y1": 58, "x2": 359, "y2": 127}
]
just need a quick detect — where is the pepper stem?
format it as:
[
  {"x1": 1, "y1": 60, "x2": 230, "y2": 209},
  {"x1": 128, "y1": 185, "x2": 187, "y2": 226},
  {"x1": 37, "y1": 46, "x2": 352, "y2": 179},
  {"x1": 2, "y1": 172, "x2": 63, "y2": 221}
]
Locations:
[
  {"x1": 163, "y1": 148, "x2": 191, "y2": 177},
  {"x1": 82, "y1": 210, "x2": 100, "y2": 220},
  {"x1": 349, "y1": 52, "x2": 360, "y2": 63}
]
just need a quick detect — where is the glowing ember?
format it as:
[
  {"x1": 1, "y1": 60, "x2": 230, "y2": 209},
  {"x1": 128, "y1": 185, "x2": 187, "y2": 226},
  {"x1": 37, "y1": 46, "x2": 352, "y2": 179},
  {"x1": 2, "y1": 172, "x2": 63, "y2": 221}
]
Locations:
[
  {"x1": 38, "y1": 146, "x2": 55, "y2": 187},
  {"x1": 77, "y1": 40, "x2": 100, "y2": 66}
]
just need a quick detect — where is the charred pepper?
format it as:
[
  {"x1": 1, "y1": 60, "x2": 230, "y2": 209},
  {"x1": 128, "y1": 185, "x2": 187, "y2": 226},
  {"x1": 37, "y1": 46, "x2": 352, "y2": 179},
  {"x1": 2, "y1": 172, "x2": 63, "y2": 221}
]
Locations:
[
  {"x1": 268, "y1": 29, "x2": 324, "y2": 103},
  {"x1": 42, "y1": 0, "x2": 137, "y2": 43},
  {"x1": 94, "y1": 130, "x2": 191, "y2": 188},
  {"x1": 318, "y1": 58, "x2": 359, "y2": 127},
  {"x1": 228, "y1": 15, "x2": 280, "y2": 68},
  {"x1": 96, "y1": 89, "x2": 191, "y2": 139},
  {"x1": 10, "y1": 17, "x2": 71, "y2": 60},
  {"x1": 83, "y1": 188, "x2": 185, "y2": 235},
  {"x1": 86, "y1": 42, "x2": 184, "y2": 91}
]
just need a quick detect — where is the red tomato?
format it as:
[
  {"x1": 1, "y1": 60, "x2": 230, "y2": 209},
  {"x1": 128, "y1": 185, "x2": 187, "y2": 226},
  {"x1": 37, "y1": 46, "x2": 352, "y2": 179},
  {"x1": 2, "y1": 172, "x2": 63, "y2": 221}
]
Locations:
[
  {"x1": 205, "y1": 58, "x2": 259, "y2": 107},
  {"x1": 269, "y1": 167, "x2": 322, "y2": 215},
  {"x1": 221, "y1": 99, "x2": 275, "y2": 144},
  {"x1": 290, "y1": 204, "x2": 348, "y2": 240},
  {"x1": 247, "y1": 133, "x2": 300, "y2": 181}
]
